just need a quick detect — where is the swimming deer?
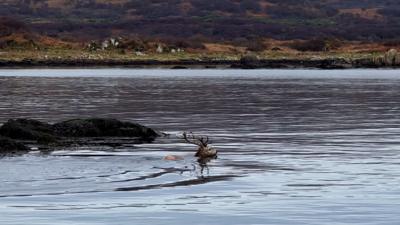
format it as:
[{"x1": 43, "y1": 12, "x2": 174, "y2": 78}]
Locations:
[{"x1": 182, "y1": 132, "x2": 217, "y2": 159}]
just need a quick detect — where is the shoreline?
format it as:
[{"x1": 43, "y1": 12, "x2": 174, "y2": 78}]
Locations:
[{"x1": 1, "y1": 58, "x2": 399, "y2": 69}]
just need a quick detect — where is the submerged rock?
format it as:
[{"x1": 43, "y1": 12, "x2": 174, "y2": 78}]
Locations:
[{"x1": 0, "y1": 136, "x2": 30, "y2": 155}]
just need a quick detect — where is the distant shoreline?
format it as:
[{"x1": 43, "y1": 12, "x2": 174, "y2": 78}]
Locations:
[{"x1": 0, "y1": 58, "x2": 398, "y2": 69}]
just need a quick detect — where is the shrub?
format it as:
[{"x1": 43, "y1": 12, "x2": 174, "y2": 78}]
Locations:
[
  {"x1": 245, "y1": 39, "x2": 268, "y2": 52},
  {"x1": 289, "y1": 38, "x2": 342, "y2": 52},
  {"x1": 383, "y1": 39, "x2": 400, "y2": 47}
]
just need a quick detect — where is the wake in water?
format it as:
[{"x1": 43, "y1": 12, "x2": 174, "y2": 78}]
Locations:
[{"x1": 1, "y1": 70, "x2": 400, "y2": 225}]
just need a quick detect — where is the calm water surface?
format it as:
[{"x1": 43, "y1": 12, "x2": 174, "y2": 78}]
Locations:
[{"x1": 0, "y1": 69, "x2": 400, "y2": 225}]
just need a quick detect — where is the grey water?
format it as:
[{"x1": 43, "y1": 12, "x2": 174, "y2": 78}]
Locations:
[{"x1": 1, "y1": 69, "x2": 400, "y2": 225}]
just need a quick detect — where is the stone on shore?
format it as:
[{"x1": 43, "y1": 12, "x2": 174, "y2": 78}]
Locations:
[{"x1": 238, "y1": 54, "x2": 261, "y2": 69}]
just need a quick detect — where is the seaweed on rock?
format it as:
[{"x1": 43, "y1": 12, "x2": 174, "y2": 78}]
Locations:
[{"x1": 0, "y1": 118, "x2": 159, "y2": 155}]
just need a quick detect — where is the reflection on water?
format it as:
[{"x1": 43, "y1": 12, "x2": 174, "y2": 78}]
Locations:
[{"x1": 1, "y1": 69, "x2": 400, "y2": 225}]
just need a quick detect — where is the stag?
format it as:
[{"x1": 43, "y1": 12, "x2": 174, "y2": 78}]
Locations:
[{"x1": 182, "y1": 132, "x2": 217, "y2": 158}]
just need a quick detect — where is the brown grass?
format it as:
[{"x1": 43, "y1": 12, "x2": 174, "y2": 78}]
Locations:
[
  {"x1": 95, "y1": 0, "x2": 129, "y2": 5},
  {"x1": 259, "y1": 0, "x2": 276, "y2": 9},
  {"x1": 204, "y1": 43, "x2": 246, "y2": 54},
  {"x1": 339, "y1": 8, "x2": 384, "y2": 20},
  {"x1": 180, "y1": 1, "x2": 194, "y2": 14},
  {"x1": 337, "y1": 42, "x2": 393, "y2": 53}
]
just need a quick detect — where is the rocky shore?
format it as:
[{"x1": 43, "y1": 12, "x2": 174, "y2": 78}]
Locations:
[
  {"x1": 0, "y1": 118, "x2": 159, "y2": 156},
  {"x1": 0, "y1": 57, "x2": 399, "y2": 69}
]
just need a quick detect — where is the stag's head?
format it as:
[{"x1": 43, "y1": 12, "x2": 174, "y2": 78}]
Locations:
[{"x1": 182, "y1": 132, "x2": 217, "y2": 158}]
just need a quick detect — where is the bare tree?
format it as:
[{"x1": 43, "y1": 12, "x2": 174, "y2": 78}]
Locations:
[{"x1": 182, "y1": 132, "x2": 217, "y2": 159}]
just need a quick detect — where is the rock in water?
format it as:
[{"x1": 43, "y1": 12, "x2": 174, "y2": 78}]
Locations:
[
  {"x1": 0, "y1": 118, "x2": 158, "y2": 140},
  {"x1": 53, "y1": 118, "x2": 158, "y2": 140},
  {"x1": 0, "y1": 118, "x2": 159, "y2": 152},
  {"x1": 0, "y1": 119, "x2": 57, "y2": 143},
  {"x1": 0, "y1": 136, "x2": 30, "y2": 155}
]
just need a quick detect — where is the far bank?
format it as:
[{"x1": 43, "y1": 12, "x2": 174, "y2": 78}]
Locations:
[{"x1": 0, "y1": 49, "x2": 399, "y2": 69}]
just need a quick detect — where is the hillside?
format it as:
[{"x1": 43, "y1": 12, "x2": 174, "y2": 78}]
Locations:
[{"x1": 1, "y1": 0, "x2": 400, "y2": 42}]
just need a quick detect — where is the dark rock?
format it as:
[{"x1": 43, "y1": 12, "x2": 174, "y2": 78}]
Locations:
[
  {"x1": 0, "y1": 118, "x2": 158, "y2": 141},
  {"x1": 53, "y1": 118, "x2": 158, "y2": 140},
  {"x1": 0, "y1": 136, "x2": 30, "y2": 155},
  {"x1": 171, "y1": 65, "x2": 188, "y2": 69},
  {"x1": 239, "y1": 54, "x2": 261, "y2": 69},
  {"x1": 271, "y1": 47, "x2": 282, "y2": 51},
  {"x1": 0, "y1": 118, "x2": 159, "y2": 154},
  {"x1": 230, "y1": 54, "x2": 263, "y2": 69},
  {"x1": 0, "y1": 119, "x2": 57, "y2": 143}
]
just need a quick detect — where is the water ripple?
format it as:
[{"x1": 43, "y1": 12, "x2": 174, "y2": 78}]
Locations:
[{"x1": 1, "y1": 69, "x2": 400, "y2": 225}]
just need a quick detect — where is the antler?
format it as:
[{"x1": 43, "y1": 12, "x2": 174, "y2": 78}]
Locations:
[
  {"x1": 183, "y1": 132, "x2": 209, "y2": 147},
  {"x1": 199, "y1": 135, "x2": 209, "y2": 146}
]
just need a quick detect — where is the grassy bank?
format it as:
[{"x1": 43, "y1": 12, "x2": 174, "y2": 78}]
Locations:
[
  {"x1": 0, "y1": 47, "x2": 398, "y2": 69},
  {"x1": 0, "y1": 48, "x2": 385, "y2": 62}
]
